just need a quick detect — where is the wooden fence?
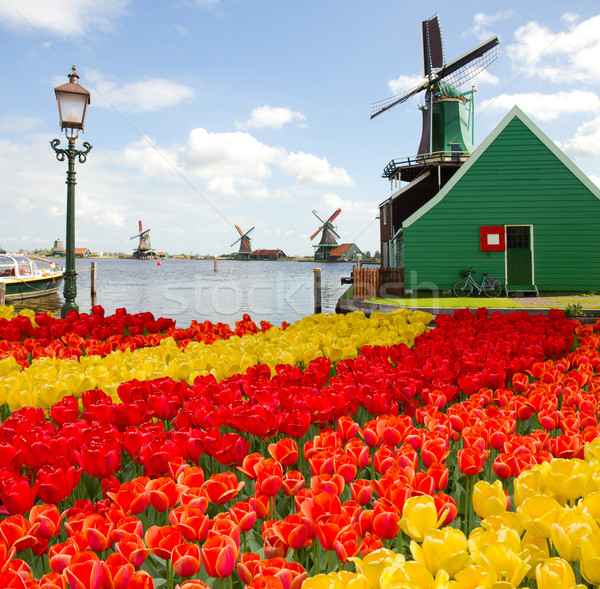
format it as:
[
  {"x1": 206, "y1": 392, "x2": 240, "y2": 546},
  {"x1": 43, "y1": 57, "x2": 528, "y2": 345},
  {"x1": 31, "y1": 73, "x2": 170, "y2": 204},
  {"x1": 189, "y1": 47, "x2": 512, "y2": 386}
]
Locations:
[{"x1": 353, "y1": 266, "x2": 404, "y2": 299}]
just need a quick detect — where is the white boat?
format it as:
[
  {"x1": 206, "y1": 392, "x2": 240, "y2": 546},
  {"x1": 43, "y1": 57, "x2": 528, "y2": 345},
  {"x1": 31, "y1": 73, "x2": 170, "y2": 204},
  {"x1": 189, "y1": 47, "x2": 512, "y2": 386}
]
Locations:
[{"x1": 0, "y1": 254, "x2": 64, "y2": 300}]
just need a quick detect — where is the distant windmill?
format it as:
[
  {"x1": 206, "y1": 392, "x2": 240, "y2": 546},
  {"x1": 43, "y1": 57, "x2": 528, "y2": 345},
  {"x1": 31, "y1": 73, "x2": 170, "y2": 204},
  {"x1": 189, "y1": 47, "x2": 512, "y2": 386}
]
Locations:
[
  {"x1": 371, "y1": 14, "x2": 499, "y2": 157},
  {"x1": 311, "y1": 208, "x2": 341, "y2": 261},
  {"x1": 131, "y1": 220, "x2": 155, "y2": 259},
  {"x1": 231, "y1": 225, "x2": 254, "y2": 260}
]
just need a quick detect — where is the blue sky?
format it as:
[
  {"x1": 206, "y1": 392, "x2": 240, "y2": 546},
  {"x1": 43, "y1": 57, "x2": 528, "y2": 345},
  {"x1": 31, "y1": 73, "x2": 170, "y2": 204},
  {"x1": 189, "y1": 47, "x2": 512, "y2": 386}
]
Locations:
[{"x1": 1, "y1": 1, "x2": 600, "y2": 257}]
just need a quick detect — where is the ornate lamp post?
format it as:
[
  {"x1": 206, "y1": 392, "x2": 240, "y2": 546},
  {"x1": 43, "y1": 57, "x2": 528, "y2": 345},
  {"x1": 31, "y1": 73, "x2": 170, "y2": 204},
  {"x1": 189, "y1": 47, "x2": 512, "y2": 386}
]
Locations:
[{"x1": 50, "y1": 66, "x2": 92, "y2": 318}]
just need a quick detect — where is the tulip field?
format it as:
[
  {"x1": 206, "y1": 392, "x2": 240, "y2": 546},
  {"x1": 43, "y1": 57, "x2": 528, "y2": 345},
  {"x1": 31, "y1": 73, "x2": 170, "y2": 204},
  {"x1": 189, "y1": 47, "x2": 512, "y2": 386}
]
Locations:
[{"x1": 1, "y1": 304, "x2": 600, "y2": 588}]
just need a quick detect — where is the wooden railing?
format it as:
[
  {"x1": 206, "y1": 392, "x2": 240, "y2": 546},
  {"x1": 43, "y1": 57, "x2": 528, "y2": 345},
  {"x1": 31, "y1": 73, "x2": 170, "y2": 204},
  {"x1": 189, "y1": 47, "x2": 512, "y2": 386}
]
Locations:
[{"x1": 353, "y1": 266, "x2": 404, "y2": 299}]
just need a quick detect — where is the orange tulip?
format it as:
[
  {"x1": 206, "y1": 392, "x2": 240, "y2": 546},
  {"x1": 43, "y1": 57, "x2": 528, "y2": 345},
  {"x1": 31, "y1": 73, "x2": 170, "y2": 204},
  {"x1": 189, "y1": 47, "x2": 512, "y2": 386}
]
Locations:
[
  {"x1": 144, "y1": 525, "x2": 184, "y2": 560},
  {"x1": 203, "y1": 472, "x2": 244, "y2": 504},
  {"x1": 29, "y1": 504, "x2": 64, "y2": 540},
  {"x1": 114, "y1": 532, "x2": 150, "y2": 569}
]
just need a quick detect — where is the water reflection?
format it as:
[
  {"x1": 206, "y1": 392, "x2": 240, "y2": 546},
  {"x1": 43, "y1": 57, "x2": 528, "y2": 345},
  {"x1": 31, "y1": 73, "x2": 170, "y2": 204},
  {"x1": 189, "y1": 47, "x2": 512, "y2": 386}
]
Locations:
[{"x1": 8, "y1": 259, "x2": 358, "y2": 328}]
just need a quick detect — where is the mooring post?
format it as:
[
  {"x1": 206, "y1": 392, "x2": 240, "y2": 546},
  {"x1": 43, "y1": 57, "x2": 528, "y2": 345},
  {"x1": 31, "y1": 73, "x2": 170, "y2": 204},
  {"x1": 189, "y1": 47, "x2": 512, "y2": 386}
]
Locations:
[
  {"x1": 214, "y1": 256, "x2": 217, "y2": 272},
  {"x1": 0, "y1": 282, "x2": 5, "y2": 307},
  {"x1": 91, "y1": 262, "x2": 97, "y2": 298},
  {"x1": 314, "y1": 267, "x2": 322, "y2": 314}
]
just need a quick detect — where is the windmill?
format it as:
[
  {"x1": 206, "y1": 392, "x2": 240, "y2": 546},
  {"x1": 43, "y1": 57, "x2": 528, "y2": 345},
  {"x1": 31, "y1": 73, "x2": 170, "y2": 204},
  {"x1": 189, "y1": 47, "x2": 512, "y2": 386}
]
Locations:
[
  {"x1": 131, "y1": 220, "x2": 155, "y2": 259},
  {"x1": 371, "y1": 14, "x2": 499, "y2": 158},
  {"x1": 231, "y1": 225, "x2": 254, "y2": 260},
  {"x1": 311, "y1": 208, "x2": 341, "y2": 261}
]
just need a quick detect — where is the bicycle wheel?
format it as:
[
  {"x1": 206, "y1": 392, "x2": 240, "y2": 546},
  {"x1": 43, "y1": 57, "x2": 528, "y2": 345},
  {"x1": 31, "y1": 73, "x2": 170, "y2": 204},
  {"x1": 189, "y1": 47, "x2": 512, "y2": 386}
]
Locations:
[
  {"x1": 453, "y1": 280, "x2": 473, "y2": 297},
  {"x1": 484, "y1": 279, "x2": 503, "y2": 298}
]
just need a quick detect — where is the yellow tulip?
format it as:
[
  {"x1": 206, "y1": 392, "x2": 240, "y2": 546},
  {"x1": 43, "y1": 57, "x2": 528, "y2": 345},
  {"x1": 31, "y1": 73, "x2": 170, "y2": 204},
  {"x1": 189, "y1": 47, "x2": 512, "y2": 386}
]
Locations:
[
  {"x1": 542, "y1": 458, "x2": 592, "y2": 502},
  {"x1": 468, "y1": 527, "x2": 522, "y2": 560},
  {"x1": 379, "y1": 561, "x2": 434, "y2": 589},
  {"x1": 535, "y1": 557, "x2": 587, "y2": 589},
  {"x1": 472, "y1": 480, "x2": 508, "y2": 519},
  {"x1": 520, "y1": 531, "x2": 549, "y2": 578},
  {"x1": 516, "y1": 495, "x2": 562, "y2": 538},
  {"x1": 350, "y1": 549, "x2": 402, "y2": 589},
  {"x1": 400, "y1": 496, "x2": 445, "y2": 542},
  {"x1": 550, "y1": 506, "x2": 598, "y2": 562},
  {"x1": 480, "y1": 512, "x2": 524, "y2": 535},
  {"x1": 472, "y1": 543, "x2": 530, "y2": 588},
  {"x1": 453, "y1": 564, "x2": 494, "y2": 589},
  {"x1": 580, "y1": 491, "x2": 600, "y2": 519},
  {"x1": 330, "y1": 571, "x2": 371, "y2": 589},
  {"x1": 513, "y1": 467, "x2": 544, "y2": 507},
  {"x1": 410, "y1": 528, "x2": 471, "y2": 578},
  {"x1": 431, "y1": 570, "x2": 457, "y2": 589},
  {"x1": 584, "y1": 438, "x2": 600, "y2": 465},
  {"x1": 301, "y1": 573, "x2": 339, "y2": 589},
  {"x1": 580, "y1": 534, "x2": 600, "y2": 585}
]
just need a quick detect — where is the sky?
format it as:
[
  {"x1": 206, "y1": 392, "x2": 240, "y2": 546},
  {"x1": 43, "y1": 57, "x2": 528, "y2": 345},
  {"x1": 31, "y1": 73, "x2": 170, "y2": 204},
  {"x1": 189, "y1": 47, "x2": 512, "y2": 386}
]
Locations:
[{"x1": 1, "y1": 0, "x2": 600, "y2": 257}]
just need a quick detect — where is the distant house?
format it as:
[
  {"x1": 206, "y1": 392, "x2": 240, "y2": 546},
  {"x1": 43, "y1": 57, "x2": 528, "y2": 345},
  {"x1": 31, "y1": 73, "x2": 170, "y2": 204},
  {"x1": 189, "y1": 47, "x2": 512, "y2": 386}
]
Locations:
[
  {"x1": 251, "y1": 249, "x2": 286, "y2": 260},
  {"x1": 328, "y1": 243, "x2": 363, "y2": 262},
  {"x1": 74, "y1": 248, "x2": 92, "y2": 258}
]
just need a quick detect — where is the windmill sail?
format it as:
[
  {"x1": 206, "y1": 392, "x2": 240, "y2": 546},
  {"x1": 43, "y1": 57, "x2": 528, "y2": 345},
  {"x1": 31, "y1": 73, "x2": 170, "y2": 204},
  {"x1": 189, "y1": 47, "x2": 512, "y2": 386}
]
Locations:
[{"x1": 422, "y1": 15, "x2": 444, "y2": 78}]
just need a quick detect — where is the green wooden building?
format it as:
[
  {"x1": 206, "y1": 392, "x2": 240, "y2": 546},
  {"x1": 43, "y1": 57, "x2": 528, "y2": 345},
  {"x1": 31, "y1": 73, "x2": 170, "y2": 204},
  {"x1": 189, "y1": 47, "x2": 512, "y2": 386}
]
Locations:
[{"x1": 379, "y1": 106, "x2": 600, "y2": 294}]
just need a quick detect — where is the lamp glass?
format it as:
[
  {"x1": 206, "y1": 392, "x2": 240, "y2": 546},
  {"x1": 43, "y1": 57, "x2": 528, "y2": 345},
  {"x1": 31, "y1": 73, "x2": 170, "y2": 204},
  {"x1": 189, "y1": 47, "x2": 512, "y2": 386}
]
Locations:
[{"x1": 57, "y1": 91, "x2": 88, "y2": 130}]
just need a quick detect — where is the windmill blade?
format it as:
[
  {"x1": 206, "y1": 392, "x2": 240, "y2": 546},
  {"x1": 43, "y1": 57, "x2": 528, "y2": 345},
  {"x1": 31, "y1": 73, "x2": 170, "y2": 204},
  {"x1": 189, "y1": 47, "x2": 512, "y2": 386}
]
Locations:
[
  {"x1": 370, "y1": 81, "x2": 429, "y2": 120},
  {"x1": 330, "y1": 226, "x2": 341, "y2": 239},
  {"x1": 130, "y1": 234, "x2": 140, "y2": 240},
  {"x1": 312, "y1": 209, "x2": 326, "y2": 224},
  {"x1": 241, "y1": 239, "x2": 250, "y2": 249},
  {"x1": 246, "y1": 227, "x2": 255, "y2": 236},
  {"x1": 230, "y1": 236, "x2": 242, "y2": 247},
  {"x1": 422, "y1": 14, "x2": 444, "y2": 78},
  {"x1": 327, "y1": 208, "x2": 342, "y2": 224},
  {"x1": 235, "y1": 225, "x2": 245, "y2": 236},
  {"x1": 310, "y1": 225, "x2": 324, "y2": 240},
  {"x1": 140, "y1": 229, "x2": 151, "y2": 237},
  {"x1": 138, "y1": 220, "x2": 143, "y2": 232},
  {"x1": 431, "y1": 36, "x2": 499, "y2": 89}
]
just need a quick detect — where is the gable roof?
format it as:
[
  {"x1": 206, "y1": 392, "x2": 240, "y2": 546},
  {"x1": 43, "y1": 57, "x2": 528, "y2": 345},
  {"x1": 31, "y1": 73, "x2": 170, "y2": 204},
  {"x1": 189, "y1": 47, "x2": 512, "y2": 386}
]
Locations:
[
  {"x1": 403, "y1": 105, "x2": 600, "y2": 228},
  {"x1": 329, "y1": 243, "x2": 356, "y2": 256},
  {"x1": 251, "y1": 249, "x2": 284, "y2": 256}
]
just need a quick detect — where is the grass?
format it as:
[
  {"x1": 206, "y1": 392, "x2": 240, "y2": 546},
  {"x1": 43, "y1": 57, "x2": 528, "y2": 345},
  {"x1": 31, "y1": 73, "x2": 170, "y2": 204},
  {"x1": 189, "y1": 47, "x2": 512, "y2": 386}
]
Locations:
[{"x1": 366, "y1": 296, "x2": 525, "y2": 309}]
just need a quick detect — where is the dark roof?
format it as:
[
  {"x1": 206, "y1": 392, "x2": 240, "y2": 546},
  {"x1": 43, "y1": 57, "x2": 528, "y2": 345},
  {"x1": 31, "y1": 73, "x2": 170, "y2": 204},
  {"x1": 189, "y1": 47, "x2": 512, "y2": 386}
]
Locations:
[{"x1": 251, "y1": 249, "x2": 284, "y2": 256}]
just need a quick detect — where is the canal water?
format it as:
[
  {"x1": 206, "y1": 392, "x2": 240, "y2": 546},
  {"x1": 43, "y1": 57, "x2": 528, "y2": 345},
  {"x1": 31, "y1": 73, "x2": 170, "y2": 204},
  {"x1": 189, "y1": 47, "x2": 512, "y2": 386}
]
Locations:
[{"x1": 10, "y1": 258, "x2": 358, "y2": 328}]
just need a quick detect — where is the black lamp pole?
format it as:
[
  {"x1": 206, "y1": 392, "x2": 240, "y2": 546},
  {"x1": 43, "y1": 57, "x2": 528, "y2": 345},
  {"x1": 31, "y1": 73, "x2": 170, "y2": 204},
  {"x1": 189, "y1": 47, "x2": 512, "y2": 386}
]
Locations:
[{"x1": 50, "y1": 66, "x2": 91, "y2": 318}]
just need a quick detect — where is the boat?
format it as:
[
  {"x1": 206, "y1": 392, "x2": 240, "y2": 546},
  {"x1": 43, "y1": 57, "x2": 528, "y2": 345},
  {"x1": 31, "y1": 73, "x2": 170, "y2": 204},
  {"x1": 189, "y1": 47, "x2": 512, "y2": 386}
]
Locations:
[{"x1": 0, "y1": 254, "x2": 64, "y2": 300}]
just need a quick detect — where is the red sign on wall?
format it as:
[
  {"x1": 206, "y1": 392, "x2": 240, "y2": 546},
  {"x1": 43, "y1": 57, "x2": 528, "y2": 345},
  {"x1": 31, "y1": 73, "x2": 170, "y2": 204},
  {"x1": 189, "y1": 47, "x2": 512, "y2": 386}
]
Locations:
[{"x1": 480, "y1": 226, "x2": 505, "y2": 251}]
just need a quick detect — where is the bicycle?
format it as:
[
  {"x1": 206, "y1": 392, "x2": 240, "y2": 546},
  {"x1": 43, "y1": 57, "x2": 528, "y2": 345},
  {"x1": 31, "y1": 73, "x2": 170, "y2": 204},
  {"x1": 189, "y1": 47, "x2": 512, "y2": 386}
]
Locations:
[{"x1": 453, "y1": 267, "x2": 504, "y2": 298}]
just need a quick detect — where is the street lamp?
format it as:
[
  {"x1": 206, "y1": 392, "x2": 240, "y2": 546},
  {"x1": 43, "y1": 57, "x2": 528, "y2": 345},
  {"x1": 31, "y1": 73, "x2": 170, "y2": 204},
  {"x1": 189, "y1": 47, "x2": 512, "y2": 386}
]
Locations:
[{"x1": 50, "y1": 65, "x2": 92, "y2": 318}]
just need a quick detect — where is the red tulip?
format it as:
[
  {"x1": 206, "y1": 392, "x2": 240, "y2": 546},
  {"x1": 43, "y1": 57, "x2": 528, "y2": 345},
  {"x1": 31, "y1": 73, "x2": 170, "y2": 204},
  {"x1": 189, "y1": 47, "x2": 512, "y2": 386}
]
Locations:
[
  {"x1": 145, "y1": 525, "x2": 184, "y2": 560},
  {"x1": 255, "y1": 459, "x2": 284, "y2": 497},
  {"x1": 0, "y1": 514, "x2": 40, "y2": 552},
  {"x1": 273, "y1": 514, "x2": 309, "y2": 550},
  {"x1": 0, "y1": 476, "x2": 37, "y2": 515},
  {"x1": 203, "y1": 472, "x2": 244, "y2": 504},
  {"x1": 63, "y1": 551, "x2": 103, "y2": 589},
  {"x1": 103, "y1": 553, "x2": 135, "y2": 589},
  {"x1": 115, "y1": 532, "x2": 150, "y2": 569},
  {"x1": 268, "y1": 438, "x2": 299, "y2": 466},
  {"x1": 29, "y1": 504, "x2": 63, "y2": 540},
  {"x1": 201, "y1": 534, "x2": 238, "y2": 578},
  {"x1": 146, "y1": 477, "x2": 180, "y2": 512},
  {"x1": 457, "y1": 447, "x2": 486, "y2": 476},
  {"x1": 169, "y1": 505, "x2": 210, "y2": 542},
  {"x1": 350, "y1": 479, "x2": 373, "y2": 506},
  {"x1": 281, "y1": 471, "x2": 305, "y2": 497},
  {"x1": 82, "y1": 514, "x2": 114, "y2": 552},
  {"x1": 172, "y1": 542, "x2": 202, "y2": 578},
  {"x1": 229, "y1": 501, "x2": 257, "y2": 533}
]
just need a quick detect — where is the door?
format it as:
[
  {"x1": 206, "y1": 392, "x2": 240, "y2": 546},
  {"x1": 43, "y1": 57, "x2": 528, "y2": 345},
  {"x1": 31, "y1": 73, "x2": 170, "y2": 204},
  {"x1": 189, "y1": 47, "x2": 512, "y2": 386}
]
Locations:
[{"x1": 506, "y1": 226, "x2": 533, "y2": 286}]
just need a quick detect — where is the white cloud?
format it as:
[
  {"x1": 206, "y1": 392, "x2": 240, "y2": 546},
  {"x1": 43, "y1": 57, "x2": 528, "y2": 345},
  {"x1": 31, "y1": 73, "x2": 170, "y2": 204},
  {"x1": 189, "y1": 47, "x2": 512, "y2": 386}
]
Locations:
[
  {"x1": 471, "y1": 10, "x2": 514, "y2": 41},
  {"x1": 236, "y1": 106, "x2": 306, "y2": 130},
  {"x1": 0, "y1": 0, "x2": 129, "y2": 38},
  {"x1": 557, "y1": 117, "x2": 600, "y2": 159},
  {"x1": 473, "y1": 70, "x2": 500, "y2": 86},
  {"x1": 0, "y1": 116, "x2": 43, "y2": 133},
  {"x1": 388, "y1": 75, "x2": 425, "y2": 96},
  {"x1": 279, "y1": 152, "x2": 354, "y2": 187},
  {"x1": 480, "y1": 90, "x2": 600, "y2": 121},
  {"x1": 322, "y1": 193, "x2": 377, "y2": 216},
  {"x1": 507, "y1": 14, "x2": 600, "y2": 84},
  {"x1": 84, "y1": 70, "x2": 195, "y2": 112},
  {"x1": 589, "y1": 174, "x2": 600, "y2": 188}
]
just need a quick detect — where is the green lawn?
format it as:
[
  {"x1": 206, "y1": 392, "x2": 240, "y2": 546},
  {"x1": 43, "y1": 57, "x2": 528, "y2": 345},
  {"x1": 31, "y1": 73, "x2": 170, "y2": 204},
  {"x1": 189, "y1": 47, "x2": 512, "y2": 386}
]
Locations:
[{"x1": 366, "y1": 296, "x2": 525, "y2": 309}]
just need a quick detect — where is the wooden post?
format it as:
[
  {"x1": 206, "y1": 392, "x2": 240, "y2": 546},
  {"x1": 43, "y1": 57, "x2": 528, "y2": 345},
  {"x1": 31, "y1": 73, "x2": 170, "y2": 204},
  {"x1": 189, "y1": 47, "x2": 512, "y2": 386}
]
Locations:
[
  {"x1": 314, "y1": 267, "x2": 322, "y2": 314},
  {"x1": 356, "y1": 254, "x2": 362, "y2": 269},
  {"x1": 214, "y1": 256, "x2": 218, "y2": 272},
  {"x1": 0, "y1": 282, "x2": 5, "y2": 307},
  {"x1": 90, "y1": 262, "x2": 97, "y2": 298}
]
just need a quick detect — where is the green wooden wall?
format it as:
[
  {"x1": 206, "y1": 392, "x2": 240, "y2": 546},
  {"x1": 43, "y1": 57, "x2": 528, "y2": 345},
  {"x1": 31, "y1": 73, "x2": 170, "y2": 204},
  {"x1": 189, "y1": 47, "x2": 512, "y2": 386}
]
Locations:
[{"x1": 403, "y1": 115, "x2": 600, "y2": 292}]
